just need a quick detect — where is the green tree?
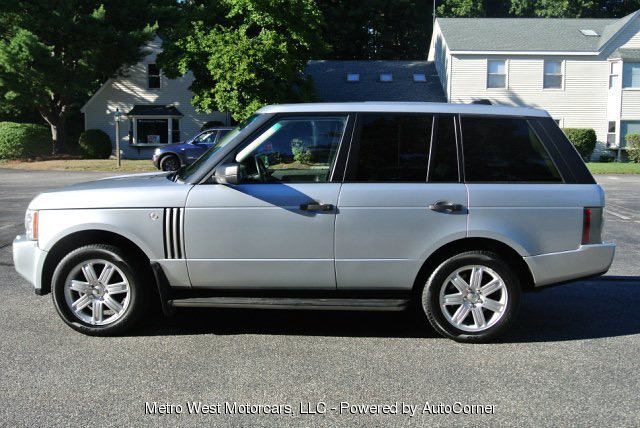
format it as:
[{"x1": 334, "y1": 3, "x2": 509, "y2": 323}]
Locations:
[
  {"x1": 159, "y1": 0, "x2": 326, "y2": 121},
  {"x1": 316, "y1": 0, "x2": 432, "y2": 60},
  {"x1": 0, "y1": 1, "x2": 160, "y2": 154},
  {"x1": 510, "y1": 0, "x2": 598, "y2": 17},
  {"x1": 437, "y1": 0, "x2": 486, "y2": 17}
]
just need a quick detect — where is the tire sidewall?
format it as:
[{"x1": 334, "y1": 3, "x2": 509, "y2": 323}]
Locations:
[
  {"x1": 52, "y1": 245, "x2": 143, "y2": 336},
  {"x1": 422, "y1": 252, "x2": 521, "y2": 343},
  {"x1": 160, "y1": 154, "x2": 180, "y2": 171}
]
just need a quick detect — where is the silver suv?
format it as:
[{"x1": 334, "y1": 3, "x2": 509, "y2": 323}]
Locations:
[{"x1": 13, "y1": 102, "x2": 615, "y2": 342}]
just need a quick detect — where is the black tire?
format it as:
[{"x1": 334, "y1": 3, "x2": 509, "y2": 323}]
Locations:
[
  {"x1": 51, "y1": 244, "x2": 147, "y2": 336},
  {"x1": 421, "y1": 251, "x2": 521, "y2": 343},
  {"x1": 159, "y1": 154, "x2": 180, "y2": 171}
]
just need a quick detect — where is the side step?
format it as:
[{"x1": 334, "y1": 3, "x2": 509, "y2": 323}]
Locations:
[{"x1": 169, "y1": 297, "x2": 410, "y2": 311}]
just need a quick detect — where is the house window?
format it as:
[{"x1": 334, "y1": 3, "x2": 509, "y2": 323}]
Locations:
[
  {"x1": 148, "y1": 64, "x2": 161, "y2": 89},
  {"x1": 172, "y1": 119, "x2": 180, "y2": 143},
  {"x1": 346, "y1": 73, "x2": 360, "y2": 82},
  {"x1": 544, "y1": 61, "x2": 563, "y2": 89},
  {"x1": 610, "y1": 62, "x2": 621, "y2": 88},
  {"x1": 623, "y1": 62, "x2": 640, "y2": 88},
  {"x1": 380, "y1": 73, "x2": 393, "y2": 82},
  {"x1": 413, "y1": 73, "x2": 427, "y2": 82},
  {"x1": 137, "y1": 119, "x2": 168, "y2": 144},
  {"x1": 621, "y1": 121, "x2": 640, "y2": 147},
  {"x1": 607, "y1": 121, "x2": 617, "y2": 147},
  {"x1": 487, "y1": 60, "x2": 506, "y2": 89}
]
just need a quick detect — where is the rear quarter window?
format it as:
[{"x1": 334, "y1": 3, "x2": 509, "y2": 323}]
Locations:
[{"x1": 461, "y1": 116, "x2": 562, "y2": 183}]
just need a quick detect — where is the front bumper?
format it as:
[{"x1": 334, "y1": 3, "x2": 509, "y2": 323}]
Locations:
[
  {"x1": 12, "y1": 235, "x2": 47, "y2": 294},
  {"x1": 524, "y1": 243, "x2": 616, "y2": 287}
]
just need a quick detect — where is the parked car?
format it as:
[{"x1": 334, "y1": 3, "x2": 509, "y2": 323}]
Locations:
[
  {"x1": 152, "y1": 127, "x2": 233, "y2": 171},
  {"x1": 13, "y1": 102, "x2": 615, "y2": 342}
]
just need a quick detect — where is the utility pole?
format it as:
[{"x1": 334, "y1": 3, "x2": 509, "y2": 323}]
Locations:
[{"x1": 114, "y1": 108, "x2": 122, "y2": 168}]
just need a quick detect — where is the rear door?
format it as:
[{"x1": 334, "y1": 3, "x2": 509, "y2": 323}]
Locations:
[{"x1": 335, "y1": 113, "x2": 468, "y2": 290}]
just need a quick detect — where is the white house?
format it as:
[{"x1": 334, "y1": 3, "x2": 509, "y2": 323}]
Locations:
[
  {"x1": 428, "y1": 10, "x2": 640, "y2": 160},
  {"x1": 81, "y1": 37, "x2": 228, "y2": 160}
]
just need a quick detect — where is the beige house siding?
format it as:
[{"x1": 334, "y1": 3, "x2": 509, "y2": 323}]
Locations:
[
  {"x1": 447, "y1": 55, "x2": 610, "y2": 159},
  {"x1": 429, "y1": 23, "x2": 452, "y2": 99},
  {"x1": 82, "y1": 37, "x2": 226, "y2": 159}
]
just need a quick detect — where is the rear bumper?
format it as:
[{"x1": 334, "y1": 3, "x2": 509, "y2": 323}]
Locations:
[
  {"x1": 12, "y1": 235, "x2": 47, "y2": 294},
  {"x1": 524, "y1": 243, "x2": 616, "y2": 287}
]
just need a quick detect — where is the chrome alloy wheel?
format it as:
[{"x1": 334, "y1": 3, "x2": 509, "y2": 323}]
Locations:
[
  {"x1": 438, "y1": 265, "x2": 508, "y2": 333},
  {"x1": 63, "y1": 259, "x2": 131, "y2": 326}
]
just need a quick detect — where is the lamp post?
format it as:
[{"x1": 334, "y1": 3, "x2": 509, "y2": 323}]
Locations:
[{"x1": 114, "y1": 108, "x2": 122, "y2": 167}]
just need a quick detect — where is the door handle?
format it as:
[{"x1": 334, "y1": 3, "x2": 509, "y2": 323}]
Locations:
[
  {"x1": 300, "y1": 202, "x2": 334, "y2": 212},
  {"x1": 428, "y1": 200, "x2": 464, "y2": 213}
]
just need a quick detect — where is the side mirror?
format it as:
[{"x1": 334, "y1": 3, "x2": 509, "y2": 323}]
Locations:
[{"x1": 214, "y1": 163, "x2": 244, "y2": 185}]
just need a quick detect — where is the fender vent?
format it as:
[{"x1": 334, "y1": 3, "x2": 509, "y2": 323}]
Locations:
[{"x1": 163, "y1": 208, "x2": 184, "y2": 259}]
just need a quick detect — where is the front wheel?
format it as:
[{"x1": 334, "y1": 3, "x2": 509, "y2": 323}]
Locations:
[
  {"x1": 159, "y1": 154, "x2": 180, "y2": 171},
  {"x1": 51, "y1": 245, "x2": 147, "y2": 336},
  {"x1": 422, "y1": 251, "x2": 521, "y2": 343}
]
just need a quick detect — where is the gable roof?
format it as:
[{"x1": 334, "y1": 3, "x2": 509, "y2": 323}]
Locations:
[
  {"x1": 306, "y1": 60, "x2": 446, "y2": 103},
  {"x1": 437, "y1": 10, "x2": 639, "y2": 53}
]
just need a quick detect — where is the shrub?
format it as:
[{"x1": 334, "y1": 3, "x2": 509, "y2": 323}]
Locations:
[
  {"x1": 79, "y1": 129, "x2": 112, "y2": 159},
  {"x1": 599, "y1": 153, "x2": 615, "y2": 163},
  {"x1": 0, "y1": 122, "x2": 51, "y2": 159},
  {"x1": 291, "y1": 138, "x2": 312, "y2": 164},
  {"x1": 562, "y1": 128, "x2": 597, "y2": 161},
  {"x1": 626, "y1": 133, "x2": 640, "y2": 163}
]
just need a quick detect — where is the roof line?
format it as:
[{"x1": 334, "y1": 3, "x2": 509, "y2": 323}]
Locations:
[
  {"x1": 598, "y1": 10, "x2": 640, "y2": 52},
  {"x1": 80, "y1": 78, "x2": 114, "y2": 113},
  {"x1": 449, "y1": 50, "x2": 600, "y2": 56}
]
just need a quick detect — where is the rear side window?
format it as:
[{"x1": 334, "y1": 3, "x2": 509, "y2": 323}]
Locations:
[
  {"x1": 461, "y1": 117, "x2": 562, "y2": 182},
  {"x1": 353, "y1": 114, "x2": 433, "y2": 182}
]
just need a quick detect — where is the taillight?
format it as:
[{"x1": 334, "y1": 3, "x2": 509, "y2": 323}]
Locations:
[{"x1": 582, "y1": 207, "x2": 603, "y2": 245}]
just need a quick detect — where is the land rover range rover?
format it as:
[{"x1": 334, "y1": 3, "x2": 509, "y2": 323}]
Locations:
[{"x1": 13, "y1": 102, "x2": 615, "y2": 342}]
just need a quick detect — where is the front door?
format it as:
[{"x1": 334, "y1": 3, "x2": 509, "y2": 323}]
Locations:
[{"x1": 184, "y1": 115, "x2": 350, "y2": 289}]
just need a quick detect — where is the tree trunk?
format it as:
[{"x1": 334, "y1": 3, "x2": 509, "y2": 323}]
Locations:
[{"x1": 40, "y1": 109, "x2": 67, "y2": 155}]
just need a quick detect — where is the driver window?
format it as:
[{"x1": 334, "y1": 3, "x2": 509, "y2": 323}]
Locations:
[
  {"x1": 196, "y1": 131, "x2": 217, "y2": 144},
  {"x1": 237, "y1": 116, "x2": 347, "y2": 183}
]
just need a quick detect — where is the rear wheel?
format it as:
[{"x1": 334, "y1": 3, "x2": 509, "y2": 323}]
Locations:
[
  {"x1": 422, "y1": 251, "x2": 521, "y2": 343},
  {"x1": 159, "y1": 154, "x2": 180, "y2": 171},
  {"x1": 51, "y1": 245, "x2": 147, "y2": 336}
]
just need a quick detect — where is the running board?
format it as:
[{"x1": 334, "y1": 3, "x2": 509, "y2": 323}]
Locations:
[{"x1": 169, "y1": 297, "x2": 410, "y2": 311}]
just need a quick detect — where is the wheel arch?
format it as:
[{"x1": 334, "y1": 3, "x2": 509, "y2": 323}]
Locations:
[
  {"x1": 412, "y1": 237, "x2": 535, "y2": 297},
  {"x1": 40, "y1": 229, "x2": 152, "y2": 295}
]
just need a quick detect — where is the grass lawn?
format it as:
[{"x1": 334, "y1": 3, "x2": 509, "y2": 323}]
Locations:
[
  {"x1": 586, "y1": 162, "x2": 640, "y2": 174},
  {"x1": 0, "y1": 159, "x2": 156, "y2": 172}
]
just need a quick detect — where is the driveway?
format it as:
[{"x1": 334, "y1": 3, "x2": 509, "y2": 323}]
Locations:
[{"x1": 0, "y1": 169, "x2": 638, "y2": 427}]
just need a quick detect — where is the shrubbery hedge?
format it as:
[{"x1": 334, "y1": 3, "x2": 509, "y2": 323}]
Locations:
[
  {"x1": 562, "y1": 128, "x2": 597, "y2": 161},
  {"x1": 79, "y1": 129, "x2": 112, "y2": 159},
  {"x1": 0, "y1": 122, "x2": 51, "y2": 159},
  {"x1": 626, "y1": 133, "x2": 640, "y2": 163}
]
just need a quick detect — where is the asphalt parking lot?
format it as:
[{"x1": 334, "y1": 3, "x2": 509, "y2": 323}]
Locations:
[{"x1": 0, "y1": 168, "x2": 638, "y2": 427}]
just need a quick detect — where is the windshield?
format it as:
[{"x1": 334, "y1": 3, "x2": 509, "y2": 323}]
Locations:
[{"x1": 177, "y1": 114, "x2": 261, "y2": 182}]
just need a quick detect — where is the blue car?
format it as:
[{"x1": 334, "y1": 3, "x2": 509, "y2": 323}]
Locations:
[{"x1": 152, "y1": 127, "x2": 233, "y2": 171}]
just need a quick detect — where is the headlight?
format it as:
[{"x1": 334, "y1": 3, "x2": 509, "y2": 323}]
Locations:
[
  {"x1": 25, "y1": 209, "x2": 38, "y2": 241},
  {"x1": 154, "y1": 148, "x2": 161, "y2": 155}
]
